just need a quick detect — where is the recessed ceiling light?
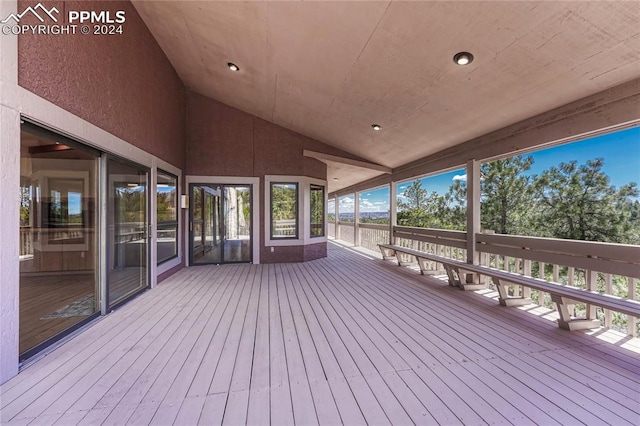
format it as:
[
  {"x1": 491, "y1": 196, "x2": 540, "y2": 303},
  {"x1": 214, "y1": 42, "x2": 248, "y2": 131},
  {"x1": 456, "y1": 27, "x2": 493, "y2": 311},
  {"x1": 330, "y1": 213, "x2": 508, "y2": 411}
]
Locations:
[
  {"x1": 453, "y1": 52, "x2": 474, "y2": 66},
  {"x1": 371, "y1": 124, "x2": 382, "y2": 131},
  {"x1": 333, "y1": 177, "x2": 339, "y2": 181},
  {"x1": 227, "y1": 62, "x2": 240, "y2": 72}
]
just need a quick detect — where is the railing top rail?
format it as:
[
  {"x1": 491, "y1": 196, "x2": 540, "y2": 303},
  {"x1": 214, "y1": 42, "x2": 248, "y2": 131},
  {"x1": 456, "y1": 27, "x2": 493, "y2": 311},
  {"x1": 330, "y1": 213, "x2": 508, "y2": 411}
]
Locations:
[
  {"x1": 477, "y1": 233, "x2": 640, "y2": 265},
  {"x1": 394, "y1": 226, "x2": 466, "y2": 241},
  {"x1": 358, "y1": 223, "x2": 390, "y2": 230}
]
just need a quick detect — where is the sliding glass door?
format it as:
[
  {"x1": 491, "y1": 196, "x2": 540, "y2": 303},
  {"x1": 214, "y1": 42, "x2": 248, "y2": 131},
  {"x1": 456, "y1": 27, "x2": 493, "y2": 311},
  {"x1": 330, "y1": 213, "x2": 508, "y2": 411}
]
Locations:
[
  {"x1": 107, "y1": 158, "x2": 149, "y2": 308},
  {"x1": 18, "y1": 125, "x2": 100, "y2": 359},
  {"x1": 190, "y1": 184, "x2": 252, "y2": 264}
]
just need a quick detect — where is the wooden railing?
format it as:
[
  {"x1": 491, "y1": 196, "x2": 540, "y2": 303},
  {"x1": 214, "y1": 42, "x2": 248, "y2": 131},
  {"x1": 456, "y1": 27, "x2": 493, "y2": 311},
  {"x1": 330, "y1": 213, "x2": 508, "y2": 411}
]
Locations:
[
  {"x1": 328, "y1": 222, "x2": 336, "y2": 238},
  {"x1": 394, "y1": 226, "x2": 468, "y2": 263},
  {"x1": 476, "y1": 233, "x2": 640, "y2": 336},
  {"x1": 358, "y1": 223, "x2": 390, "y2": 252},
  {"x1": 333, "y1": 223, "x2": 640, "y2": 336},
  {"x1": 337, "y1": 222, "x2": 355, "y2": 244}
]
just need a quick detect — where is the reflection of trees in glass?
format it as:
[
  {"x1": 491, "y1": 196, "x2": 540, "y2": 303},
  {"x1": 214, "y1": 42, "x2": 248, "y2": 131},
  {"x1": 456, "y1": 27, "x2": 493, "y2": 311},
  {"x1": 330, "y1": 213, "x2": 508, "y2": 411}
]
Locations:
[
  {"x1": 193, "y1": 187, "x2": 202, "y2": 219},
  {"x1": 157, "y1": 189, "x2": 176, "y2": 222},
  {"x1": 310, "y1": 185, "x2": 324, "y2": 237},
  {"x1": 20, "y1": 186, "x2": 30, "y2": 226},
  {"x1": 239, "y1": 188, "x2": 251, "y2": 223},
  {"x1": 272, "y1": 184, "x2": 297, "y2": 220},
  {"x1": 116, "y1": 186, "x2": 145, "y2": 223},
  {"x1": 271, "y1": 183, "x2": 297, "y2": 238}
]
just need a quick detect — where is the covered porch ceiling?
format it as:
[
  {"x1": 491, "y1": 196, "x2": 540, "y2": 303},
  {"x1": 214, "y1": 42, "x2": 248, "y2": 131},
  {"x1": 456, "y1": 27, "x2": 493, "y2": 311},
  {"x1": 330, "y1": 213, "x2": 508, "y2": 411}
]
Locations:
[{"x1": 132, "y1": 1, "x2": 640, "y2": 191}]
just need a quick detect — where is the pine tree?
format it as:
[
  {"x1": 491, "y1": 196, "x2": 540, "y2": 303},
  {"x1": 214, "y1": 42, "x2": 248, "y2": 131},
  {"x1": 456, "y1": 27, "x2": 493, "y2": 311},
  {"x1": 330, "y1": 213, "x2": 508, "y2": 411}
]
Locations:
[{"x1": 532, "y1": 158, "x2": 639, "y2": 243}]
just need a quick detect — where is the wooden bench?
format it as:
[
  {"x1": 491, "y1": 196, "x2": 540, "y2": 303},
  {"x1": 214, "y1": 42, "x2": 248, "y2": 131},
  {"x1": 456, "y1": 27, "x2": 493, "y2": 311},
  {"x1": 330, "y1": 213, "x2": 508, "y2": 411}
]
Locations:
[{"x1": 378, "y1": 244, "x2": 640, "y2": 331}]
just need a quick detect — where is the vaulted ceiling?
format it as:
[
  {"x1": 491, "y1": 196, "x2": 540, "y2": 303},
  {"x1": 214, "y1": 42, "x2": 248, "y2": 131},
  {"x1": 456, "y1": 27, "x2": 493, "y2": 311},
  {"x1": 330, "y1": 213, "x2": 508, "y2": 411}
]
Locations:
[{"x1": 133, "y1": 1, "x2": 640, "y2": 191}]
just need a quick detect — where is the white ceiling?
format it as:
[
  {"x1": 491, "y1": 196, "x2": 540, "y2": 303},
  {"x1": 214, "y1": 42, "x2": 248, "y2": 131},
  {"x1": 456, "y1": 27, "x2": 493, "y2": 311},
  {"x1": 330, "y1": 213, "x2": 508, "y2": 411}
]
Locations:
[{"x1": 133, "y1": 1, "x2": 640, "y2": 191}]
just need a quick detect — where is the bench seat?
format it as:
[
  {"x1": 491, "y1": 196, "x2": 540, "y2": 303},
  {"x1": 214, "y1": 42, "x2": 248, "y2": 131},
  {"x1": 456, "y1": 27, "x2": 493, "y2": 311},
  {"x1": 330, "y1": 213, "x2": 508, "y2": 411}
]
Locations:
[{"x1": 379, "y1": 243, "x2": 640, "y2": 331}]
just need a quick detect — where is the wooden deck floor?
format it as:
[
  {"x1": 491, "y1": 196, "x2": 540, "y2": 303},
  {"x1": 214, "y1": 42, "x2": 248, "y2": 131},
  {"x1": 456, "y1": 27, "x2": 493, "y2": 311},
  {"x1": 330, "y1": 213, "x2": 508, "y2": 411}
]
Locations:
[{"x1": 2, "y1": 242, "x2": 639, "y2": 425}]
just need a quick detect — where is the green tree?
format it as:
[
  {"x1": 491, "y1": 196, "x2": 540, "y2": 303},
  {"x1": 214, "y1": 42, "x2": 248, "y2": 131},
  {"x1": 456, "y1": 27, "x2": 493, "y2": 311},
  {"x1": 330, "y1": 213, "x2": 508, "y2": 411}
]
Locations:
[
  {"x1": 396, "y1": 179, "x2": 463, "y2": 229},
  {"x1": 398, "y1": 180, "x2": 429, "y2": 211},
  {"x1": 397, "y1": 180, "x2": 436, "y2": 227},
  {"x1": 446, "y1": 156, "x2": 534, "y2": 234},
  {"x1": 480, "y1": 156, "x2": 534, "y2": 234},
  {"x1": 532, "y1": 158, "x2": 639, "y2": 243}
]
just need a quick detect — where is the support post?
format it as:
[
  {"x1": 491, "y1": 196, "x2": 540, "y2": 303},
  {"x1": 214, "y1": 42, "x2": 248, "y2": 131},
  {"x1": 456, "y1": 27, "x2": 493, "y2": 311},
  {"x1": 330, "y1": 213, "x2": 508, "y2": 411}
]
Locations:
[
  {"x1": 390, "y1": 182, "x2": 396, "y2": 245},
  {"x1": 354, "y1": 191, "x2": 360, "y2": 246},
  {"x1": 466, "y1": 159, "x2": 480, "y2": 267},
  {"x1": 458, "y1": 159, "x2": 485, "y2": 290},
  {"x1": 335, "y1": 196, "x2": 341, "y2": 241}
]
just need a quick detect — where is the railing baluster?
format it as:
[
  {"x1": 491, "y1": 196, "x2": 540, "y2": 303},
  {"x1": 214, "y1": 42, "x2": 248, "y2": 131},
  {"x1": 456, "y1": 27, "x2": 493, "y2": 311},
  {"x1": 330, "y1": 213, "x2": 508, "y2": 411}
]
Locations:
[
  {"x1": 523, "y1": 259, "x2": 532, "y2": 299},
  {"x1": 604, "y1": 273, "x2": 612, "y2": 329},
  {"x1": 629, "y1": 277, "x2": 637, "y2": 337},
  {"x1": 568, "y1": 267, "x2": 575, "y2": 287},
  {"x1": 585, "y1": 270, "x2": 597, "y2": 321},
  {"x1": 537, "y1": 262, "x2": 545, "y2": 305}
]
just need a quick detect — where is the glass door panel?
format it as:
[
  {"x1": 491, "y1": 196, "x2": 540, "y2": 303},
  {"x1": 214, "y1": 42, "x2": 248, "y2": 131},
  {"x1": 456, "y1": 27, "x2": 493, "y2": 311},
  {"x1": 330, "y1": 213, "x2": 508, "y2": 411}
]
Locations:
[
  {"x1": 190, "y1": 184, "x2": 251, "y2": 264},
  {"x1": 224, "y1": 186, "x2": 252, "y2": 263},
  {"x1": 191, "y1": 184, "x2": 222, "y2": 264},
  {"x1": 19, "y1": 126, "x2": 99, "y2": 358},
  {"x1": 107, "y1": 159, "x2": 149, "y2": 308}
]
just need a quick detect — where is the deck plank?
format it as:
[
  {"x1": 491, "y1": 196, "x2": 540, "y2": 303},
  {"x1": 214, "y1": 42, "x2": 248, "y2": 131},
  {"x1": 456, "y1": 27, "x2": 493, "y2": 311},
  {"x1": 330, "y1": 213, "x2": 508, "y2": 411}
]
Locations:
[{"x1": 2, "y1": 242, "x2": 640, "y2": 426}]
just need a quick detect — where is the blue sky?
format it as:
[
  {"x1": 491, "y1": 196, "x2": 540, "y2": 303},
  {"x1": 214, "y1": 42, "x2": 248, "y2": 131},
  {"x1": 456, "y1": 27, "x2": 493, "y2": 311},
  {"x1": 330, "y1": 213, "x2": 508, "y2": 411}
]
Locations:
[{"x1": 338, "y1": 126, "x2": 640, "y2": 214}]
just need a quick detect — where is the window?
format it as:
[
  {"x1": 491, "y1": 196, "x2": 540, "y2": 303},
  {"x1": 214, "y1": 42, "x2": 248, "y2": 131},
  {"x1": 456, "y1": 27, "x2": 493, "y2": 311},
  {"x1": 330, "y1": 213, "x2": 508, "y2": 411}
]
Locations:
[
  {"x1": 157, "y1": 171, "x2": 178, "y2": 264},
  {"x1": 310, "y1": 185, "x2": 325, "y2": 237},
  {"x1": 271, "y1": 183, "x2": 298, "y2": 239}
]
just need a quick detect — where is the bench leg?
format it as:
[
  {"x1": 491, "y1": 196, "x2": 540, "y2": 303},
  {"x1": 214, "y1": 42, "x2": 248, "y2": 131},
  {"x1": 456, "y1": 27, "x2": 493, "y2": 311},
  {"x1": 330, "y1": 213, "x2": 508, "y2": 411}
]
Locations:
[
  {"x1": 551, "y1": 295, "x2": 601, "y2": 331},
  {"x1": 397, "y1": 253, "x2": 415, "y2": 267},
  {"x1": 379, "y1": 247, "x2": 397, "y2": 261},
  {"x1": 494, "y1": 278, "x2": 532, "y2": 306},
  {"x1": 416, "y1": 257, "x2": 445, "y2": 276},
  {"x1": 457, "y1": 269, "x2": 487, "y2": 291},
  {"x1": 443, "y1": 265, "x2": 459, "y2": 287}
]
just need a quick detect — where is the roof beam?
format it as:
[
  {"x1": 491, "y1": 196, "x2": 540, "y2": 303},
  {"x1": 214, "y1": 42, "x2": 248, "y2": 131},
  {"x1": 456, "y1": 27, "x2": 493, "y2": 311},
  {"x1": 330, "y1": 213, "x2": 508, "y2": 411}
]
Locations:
[{"x1": 303, "y1": 150, "x2": 391, "y2": 174}]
